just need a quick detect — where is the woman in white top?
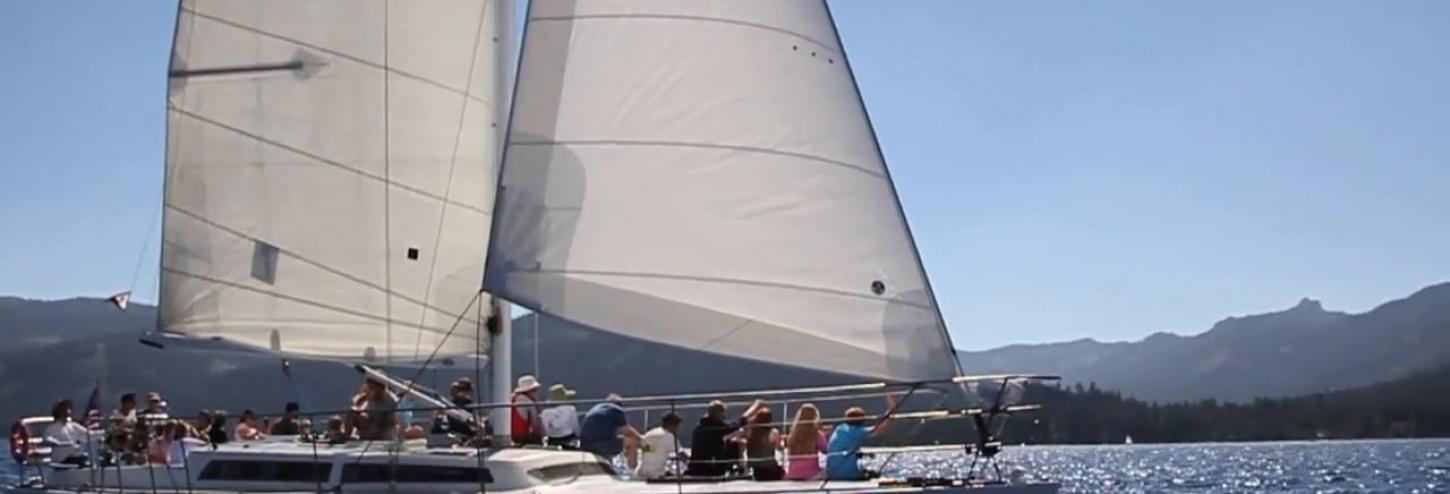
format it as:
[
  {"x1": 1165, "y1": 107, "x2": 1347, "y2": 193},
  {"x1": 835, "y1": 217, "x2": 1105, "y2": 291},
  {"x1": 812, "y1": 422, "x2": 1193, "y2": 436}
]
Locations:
[
  {"x1": 43, "y1": 399, "x2": 98, "y2": 466},
  {"x1": 540, "y1": 384, "x2": 581, "y2": 448}
]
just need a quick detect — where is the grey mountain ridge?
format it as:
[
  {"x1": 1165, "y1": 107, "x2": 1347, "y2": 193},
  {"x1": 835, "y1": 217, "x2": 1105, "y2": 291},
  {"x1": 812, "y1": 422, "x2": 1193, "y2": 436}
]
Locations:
[
  {"x1": 1, "y1": 282, "x2": 1447, "y2": 425},
  {"x1": 958, "y1": 283, "x2": 1450, "y2": 402}
]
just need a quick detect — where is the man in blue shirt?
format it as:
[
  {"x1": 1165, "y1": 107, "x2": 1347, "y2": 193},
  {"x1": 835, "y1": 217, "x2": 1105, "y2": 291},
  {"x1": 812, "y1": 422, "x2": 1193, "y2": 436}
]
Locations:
[
  {"x1": 579, "y1": 394, "x2": 642, "y2": 467},
  {"x1": 825, "y1": 395, "x2": 897, "y2": 480}
]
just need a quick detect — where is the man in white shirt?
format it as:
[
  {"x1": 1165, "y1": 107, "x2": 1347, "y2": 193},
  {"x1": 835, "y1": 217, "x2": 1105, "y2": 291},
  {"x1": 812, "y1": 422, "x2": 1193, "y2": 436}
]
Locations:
[
  {"x1": 43, "y1": 400, "x2": 99, "y2": 466},
  {"x1": 540, "y1": 384, "x2": 580, "y2": 448},
  {"x1": 635, "y1": 412, "x2": 685, "y2": 479}
]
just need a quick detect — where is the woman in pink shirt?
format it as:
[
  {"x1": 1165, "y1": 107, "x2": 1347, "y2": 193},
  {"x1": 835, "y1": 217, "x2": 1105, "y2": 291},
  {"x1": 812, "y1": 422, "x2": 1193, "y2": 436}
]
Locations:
[{"x1": 784, "y1": 404, "x2": 828, "y2": 480}]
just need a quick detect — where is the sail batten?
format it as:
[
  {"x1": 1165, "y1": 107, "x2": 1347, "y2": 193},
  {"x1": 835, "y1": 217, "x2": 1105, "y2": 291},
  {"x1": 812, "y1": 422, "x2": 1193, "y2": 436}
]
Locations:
[
  {"x1": 485, "y1": 0, "x2": 960, "y2": 382},
  {"x1": 160, "y1": 0, "x2": 500, "y2": 362}
]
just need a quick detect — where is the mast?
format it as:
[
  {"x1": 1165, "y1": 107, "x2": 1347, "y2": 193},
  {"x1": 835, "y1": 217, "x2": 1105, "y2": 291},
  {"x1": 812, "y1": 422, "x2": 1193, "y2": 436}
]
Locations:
[{"x1": 486, "y1": 0, "x2": 518, "y2": 444}]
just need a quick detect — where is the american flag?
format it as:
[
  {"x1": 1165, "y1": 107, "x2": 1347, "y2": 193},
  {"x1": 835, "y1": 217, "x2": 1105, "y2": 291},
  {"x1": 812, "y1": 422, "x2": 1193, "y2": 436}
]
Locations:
[{"x1": 83, "y1": 382, "x2": 102, "y2": 430}]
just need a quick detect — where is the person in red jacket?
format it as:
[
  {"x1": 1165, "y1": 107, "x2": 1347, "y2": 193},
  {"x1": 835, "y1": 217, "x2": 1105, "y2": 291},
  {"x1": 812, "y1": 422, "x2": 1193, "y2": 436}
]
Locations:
[{"x1": 509, "y1": 375, "x2": 544, "y2": 445}]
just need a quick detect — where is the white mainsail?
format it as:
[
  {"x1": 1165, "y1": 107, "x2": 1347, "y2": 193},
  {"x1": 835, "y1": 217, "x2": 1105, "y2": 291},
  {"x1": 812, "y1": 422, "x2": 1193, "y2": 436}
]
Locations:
[
  {"x1": 485, "y1": 1, "x2": 961, "y2": 382},
  {"x1": 160, "y1": 0, "x2": 501, "y2": 362}
]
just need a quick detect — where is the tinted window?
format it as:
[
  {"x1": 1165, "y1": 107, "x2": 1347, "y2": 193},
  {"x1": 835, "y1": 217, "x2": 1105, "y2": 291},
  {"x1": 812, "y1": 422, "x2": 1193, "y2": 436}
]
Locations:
[
  {"x1": 198, "y1": 460, "x2": 330, "y2": 482},
  {"x1": 529, "y1": 461, "x2": 616, "y2": 482},
  {"x1": 341, "y1": 464, "x2": 492, "y2": 483}
]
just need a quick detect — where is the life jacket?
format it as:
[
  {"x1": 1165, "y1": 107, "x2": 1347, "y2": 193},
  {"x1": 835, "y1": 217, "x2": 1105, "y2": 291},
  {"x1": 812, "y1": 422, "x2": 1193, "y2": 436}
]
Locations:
[
  {"x1": 9, "y1": 421, "x2": 29, "y2": 463},
  {"x1": 510, "y1": 393, "x2": 537, "y2": 440}
]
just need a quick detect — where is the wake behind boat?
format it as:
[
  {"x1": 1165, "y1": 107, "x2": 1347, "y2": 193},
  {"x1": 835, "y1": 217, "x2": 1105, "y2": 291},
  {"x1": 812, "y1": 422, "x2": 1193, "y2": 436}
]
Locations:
[{"x1": 7, "y1": 0, "x2": 1059, "y2": 492}]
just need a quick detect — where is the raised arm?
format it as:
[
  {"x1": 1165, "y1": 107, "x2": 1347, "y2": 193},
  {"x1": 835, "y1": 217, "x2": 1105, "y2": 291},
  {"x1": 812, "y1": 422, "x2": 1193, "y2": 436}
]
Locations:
[{"x1": 868, "y1": 394, "x2": 899, "y2": 438}]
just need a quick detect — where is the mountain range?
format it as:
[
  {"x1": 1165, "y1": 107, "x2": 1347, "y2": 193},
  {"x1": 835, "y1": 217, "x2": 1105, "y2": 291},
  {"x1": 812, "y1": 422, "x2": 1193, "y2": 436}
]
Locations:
[
  {"x1": 958, "y1": 282, "x2": 1450, "y2": 402},
  {"x1": 1, "y1": 282, "x2": 1447, "y2": 425}
]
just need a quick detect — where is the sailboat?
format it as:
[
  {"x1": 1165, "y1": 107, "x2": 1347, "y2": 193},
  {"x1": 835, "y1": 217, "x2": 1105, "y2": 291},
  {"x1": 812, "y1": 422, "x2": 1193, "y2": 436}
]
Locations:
[{"x1": 8, "y1": 1, "x2": 1058, "y2": 493}]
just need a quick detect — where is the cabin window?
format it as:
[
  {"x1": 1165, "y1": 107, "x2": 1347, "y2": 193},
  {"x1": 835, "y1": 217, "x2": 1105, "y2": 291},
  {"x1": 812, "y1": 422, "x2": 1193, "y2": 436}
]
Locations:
[
  {"x1": 341, "y1": 464, "x2": 492, "y2": 483},
  {"x1": 198, "y1": 459, "x2": 331, "y2": 482},
  {"x1": 528, "y1": 460, "x2": 616, "y2": 482}
]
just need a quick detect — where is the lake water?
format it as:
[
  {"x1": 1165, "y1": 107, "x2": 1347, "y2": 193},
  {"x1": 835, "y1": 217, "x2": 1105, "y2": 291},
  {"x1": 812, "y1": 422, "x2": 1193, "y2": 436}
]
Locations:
[{"x1": 4, "y1": 439, "x2": 1446, "y2": 493}]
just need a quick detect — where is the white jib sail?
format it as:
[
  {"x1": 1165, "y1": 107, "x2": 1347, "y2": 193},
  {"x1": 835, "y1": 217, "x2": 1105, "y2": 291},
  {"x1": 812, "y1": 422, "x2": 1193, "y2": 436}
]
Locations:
[
  {"x1": 485, "y1": 0, "x2": 961, "y2": 382},
  {"x1": 160, "y1": 0, "x2": 501, "y2": 362}
]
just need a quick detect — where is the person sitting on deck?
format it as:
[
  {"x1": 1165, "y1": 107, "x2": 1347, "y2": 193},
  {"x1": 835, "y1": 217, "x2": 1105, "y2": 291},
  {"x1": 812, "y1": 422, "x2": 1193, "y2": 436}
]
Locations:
[
  {"x1": 323, "y1": 416, "x2": 350, "y2": 444},
  {"x1": 234, "y1": 409, "x2": 267, "y2": 441},
  {"x1": 541, "y1": 383, "x2": 580, "y2": 448},
  {"x1": 105, "y1": 392, "x2": 140, "y2": 464},
  {"x1": 401, "y1": 421, "x2": 428, "y2": 440},
  {"x1": 269, "y1": 402, "x2": 309, "y2": 436},
  {"x1": 191, "y1": 410, "x2": 211, "y2": 438},
  {"x1": 142, "y1": 392, "x2": 165, "y2": 416},
  {"x1": 110, "y1": 392, "x2": 138, "y2": 430},
  {"x1": 784, "y1": 403, "x2": 829, "y2": 480},
  {"x1": 146, "y1": 421, "x2": 183, "y2": 465},
  {"x1": 636, "y1": 411, "x2": 685, "y2": 479},
  {"x1": 449, "y1": 378, "x2": 475, "y2": 406},
  {"x1": 428, "y1": 378, "x2": 482, "y2": 442},
  {"x1": 686, "y1": 400, "x2": 746, "y2": 477},
  {"x1": 825, "y1": 395, "x2": 898, "y2": 481},
  {"x1": 206, "y1": 411, "x2": 229, "y2": 445},
  {"x1": 165, "y1": 420, "x2": 206, "y2": 466},
  {"x1": 728, "y1": 401, "x2": 783, "y2": 481},
  {"x1": 43, "y1": 399, "x2": 99, "y2": 467},
  {"x1": 510, "y1": 375, "x2": 544, "y2": 445},
  {"x1": 350, "y1": 377, "x2": 398, "y2": 441},
  {"x1": 578, "y1": 394, "x2": 641, "y2": 468}
]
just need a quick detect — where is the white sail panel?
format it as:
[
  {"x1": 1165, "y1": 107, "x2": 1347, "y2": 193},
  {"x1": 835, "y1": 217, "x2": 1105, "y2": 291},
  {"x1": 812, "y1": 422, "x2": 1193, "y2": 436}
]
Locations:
[
  {"x1": 486, "y1": 0, "x2": 960, "y2": 381},
  {"x1": 161, "y1": 0, "x2": 499, "y2": 362}
]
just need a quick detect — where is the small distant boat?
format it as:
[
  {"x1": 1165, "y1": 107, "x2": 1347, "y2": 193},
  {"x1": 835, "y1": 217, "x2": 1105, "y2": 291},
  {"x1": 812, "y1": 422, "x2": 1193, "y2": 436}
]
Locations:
[{"x1": 1124, "y1": 435, "x2": 1134, "y2": 445}]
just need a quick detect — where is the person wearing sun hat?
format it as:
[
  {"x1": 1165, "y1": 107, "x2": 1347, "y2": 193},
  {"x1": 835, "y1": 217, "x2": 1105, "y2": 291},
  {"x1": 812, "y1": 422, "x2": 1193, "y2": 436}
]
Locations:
[
  {"x1": 509, "y1": 375, "x2": 544, "y2": 445},
  {"x1": 540, "y1": 383, "x2": 580, "y2": 448}
]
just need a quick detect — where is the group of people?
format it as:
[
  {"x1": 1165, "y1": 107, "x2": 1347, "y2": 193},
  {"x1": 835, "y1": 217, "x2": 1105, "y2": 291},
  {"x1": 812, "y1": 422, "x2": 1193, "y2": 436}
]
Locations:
[
  {"x1": 684, "y1": 396, "x2": 896, "y2": 481},
  {"x1": 504, "y1": 374, "x2": 896, "y2": 482},
  {"x1": 40, "y1": 389, "x2": 339, "y2": 468},
  {"x1": 43, "y1": 375, "x2": 893, "y2": 483}
]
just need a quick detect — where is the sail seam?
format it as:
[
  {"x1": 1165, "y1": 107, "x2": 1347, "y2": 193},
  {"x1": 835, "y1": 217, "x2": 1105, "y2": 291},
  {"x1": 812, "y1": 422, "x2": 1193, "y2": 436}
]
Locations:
[
  {"x1": 181, "y1": 8, "x2": 495, "y2": 108},
  {"x1": 162, "y1": 204, "x2": 472, "y2": 324},
  {"x1": 507, "y1": 268, "x2": 935, "y2": 311},
  {"x1": 168, "y1": 107, "x2": 492, "y2": 217},
  {"x1": 696, "y1": 319, "x2": 754, "y2": 353},
  {"x1": 510, "y1": 139, "x2": 885, "y2": 179},
  {"x1": 529, "y1": 14, "x2": 838, "y2": 54},
  {"x1": 160, "y1": 267, "x2": 472, "y2": 336}
]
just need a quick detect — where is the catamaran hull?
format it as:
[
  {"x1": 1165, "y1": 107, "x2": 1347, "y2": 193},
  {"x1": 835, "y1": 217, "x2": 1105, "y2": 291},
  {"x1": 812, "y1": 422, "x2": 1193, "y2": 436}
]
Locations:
[
  {"x1": 2, "y1": 440, "x2": 1059, "y2": 494},
  {"x1": 5, "y1": 464, "x2": 1058, "y2": 494}
]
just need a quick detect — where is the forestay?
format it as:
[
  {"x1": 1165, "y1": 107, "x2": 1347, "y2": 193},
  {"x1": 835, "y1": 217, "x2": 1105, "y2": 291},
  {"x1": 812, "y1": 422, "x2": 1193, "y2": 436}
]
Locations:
[
  {"x1": 485, "y1": 0, "x2": 961, "y2": 381},
  {"x1": 160, "y1": 0, "x2": 501, "y2": 362}
]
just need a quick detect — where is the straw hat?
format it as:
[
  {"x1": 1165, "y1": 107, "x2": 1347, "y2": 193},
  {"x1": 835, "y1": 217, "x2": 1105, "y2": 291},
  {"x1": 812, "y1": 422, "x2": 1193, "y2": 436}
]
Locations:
[
  {"x1": 514, "y1": 375, "x2": 541, "y2": 394},
  {"x1": 548, "y1": 384, "x2": 576, "y2": 401}
]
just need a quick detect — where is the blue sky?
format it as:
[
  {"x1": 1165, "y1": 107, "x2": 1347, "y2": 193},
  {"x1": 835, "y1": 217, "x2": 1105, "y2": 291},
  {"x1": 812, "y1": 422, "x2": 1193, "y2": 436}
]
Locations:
[{"x1": 2, "y1": 1, "x2": 1448, "y2": 351}]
